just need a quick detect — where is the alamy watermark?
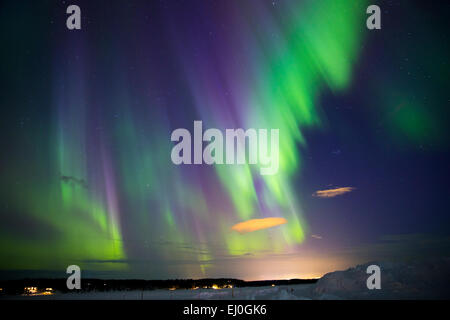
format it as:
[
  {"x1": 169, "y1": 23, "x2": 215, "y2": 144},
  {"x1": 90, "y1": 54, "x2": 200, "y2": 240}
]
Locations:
[
  {"x1": 366, "y1": 264, "x2": 381, "y2": 290},
  {"x1": 171, "y1": 121, "x2": 279, "y2": 175},
  {"x1": 66, "y1": 265, "x2": 81, "y2": 289}
]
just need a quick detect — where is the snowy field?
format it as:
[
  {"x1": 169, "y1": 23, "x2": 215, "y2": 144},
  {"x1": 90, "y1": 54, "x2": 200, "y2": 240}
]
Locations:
[
  {"x1": 2, "y1": 260, "x2": 449, "y2": 300},
  {"x1": 2, "y1": 284, "x2": 316, "y2": 300}
]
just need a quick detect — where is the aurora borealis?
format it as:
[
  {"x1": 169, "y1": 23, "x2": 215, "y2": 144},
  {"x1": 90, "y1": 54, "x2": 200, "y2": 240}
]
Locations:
[{"x1": 1, "y1": 0, "x2": 449, "y2": 280}]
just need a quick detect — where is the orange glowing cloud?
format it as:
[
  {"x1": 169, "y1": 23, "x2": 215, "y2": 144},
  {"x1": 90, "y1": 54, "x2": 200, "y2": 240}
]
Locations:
[
  {"x1": 231, "y1": 217, "x2": 287, "y2": 234},
  {"x1": 312, "y1": 187, "x2": 355, "y2": 198}
]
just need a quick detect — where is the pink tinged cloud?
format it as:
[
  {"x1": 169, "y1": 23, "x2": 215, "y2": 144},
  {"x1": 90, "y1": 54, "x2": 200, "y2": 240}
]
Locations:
[
  {"x1": 312, "y1": 187, "x2": 355, "y2": 198},
  {"x1": 231, "y1": 217, "x2": 288, "y2": 234}
]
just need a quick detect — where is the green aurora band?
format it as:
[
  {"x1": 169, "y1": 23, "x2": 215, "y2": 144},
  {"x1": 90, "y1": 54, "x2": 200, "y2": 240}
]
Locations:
[{"x1": 0, "y1": 0, "x2": 373, "y2": 277}]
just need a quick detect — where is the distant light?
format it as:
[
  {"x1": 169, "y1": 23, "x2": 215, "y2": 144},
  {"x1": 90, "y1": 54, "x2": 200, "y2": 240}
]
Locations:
[
  {"x1": 25, "y1": 287, "x2": 38, "y2": 294},
  {"x1": 212, "y1": 284, "x2": 220, "y2": 290},
  {"x1": 23, "y1": 286, "x2": 54, "y2": 296},
  {"x1": 271, "y1": 284, "x2": 276, "y2": 287}
]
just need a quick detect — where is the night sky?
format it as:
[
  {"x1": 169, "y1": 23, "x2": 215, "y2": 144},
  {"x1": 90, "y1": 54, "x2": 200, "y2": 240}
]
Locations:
[{"x1": 0, "y1": 0, "x2": 449, "y2": 280}]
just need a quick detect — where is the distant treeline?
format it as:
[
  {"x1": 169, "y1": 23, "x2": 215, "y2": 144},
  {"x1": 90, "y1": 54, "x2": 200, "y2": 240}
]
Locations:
[{"x1": 0, "y1": 278, "x2": 318, "y2": 295}]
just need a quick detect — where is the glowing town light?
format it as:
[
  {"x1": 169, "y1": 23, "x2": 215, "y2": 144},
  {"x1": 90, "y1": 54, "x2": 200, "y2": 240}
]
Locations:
[{"x1": 24, "y1": 287, "x2": 38, "y2": 294}]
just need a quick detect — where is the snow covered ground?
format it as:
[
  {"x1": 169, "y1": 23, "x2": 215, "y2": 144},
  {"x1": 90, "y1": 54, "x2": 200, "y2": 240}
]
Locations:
[
  {"x1": 3, "y1": 260, "x2": 449, "y2": 299},
  {"x1": 2, "y1": 284, "x2": 316, "y2": 300}
]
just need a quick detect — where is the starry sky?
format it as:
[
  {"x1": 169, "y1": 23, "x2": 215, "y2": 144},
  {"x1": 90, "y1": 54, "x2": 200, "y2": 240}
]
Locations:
[{"x1": 0, "y1": 0, "x2": 449, "y2": 280}]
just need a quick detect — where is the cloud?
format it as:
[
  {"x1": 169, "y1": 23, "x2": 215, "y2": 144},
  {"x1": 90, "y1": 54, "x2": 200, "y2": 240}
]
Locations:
[
  {"x1": 311, "y1": 234, "x2": 323, "y2": 239},
  {"x1": 312, "y1": 187, "x2": 355, "y2": 198},
  {"x1": 60, "y1": 175, "x2": 88, "y2": 189},
  {"x1": 231, "y1": 217, "x2": 287, "y2": 234}
]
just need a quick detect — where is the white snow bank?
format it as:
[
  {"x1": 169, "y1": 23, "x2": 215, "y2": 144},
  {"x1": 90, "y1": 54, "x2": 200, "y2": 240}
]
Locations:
[{"x1": 314, "y1": 259, "x2": 450, "y2": 299}]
